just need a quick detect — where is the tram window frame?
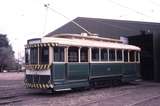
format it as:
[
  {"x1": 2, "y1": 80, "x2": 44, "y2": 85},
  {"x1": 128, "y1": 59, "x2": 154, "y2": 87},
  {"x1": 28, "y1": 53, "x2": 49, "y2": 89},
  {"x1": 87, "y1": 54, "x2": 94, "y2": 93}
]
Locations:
[
  {"x1": 80, "y1": 47, "x2": 88, "y2": 62},
  {"x1": 30, "y1": 47, "x2": 38, "y2": 64},
  {"x1": 136, "y1": 51, "x2": 139, "y2": 62},
  {"x1": 109, "y1": 49, "x2": 115, "y2": 61},
  {"x1": 92, "y1": 48, "x2": 99, "y2": 61},
  {"x1": 129, "y1": 50, "x2": 135, "y2": 62},
  {"x1": 25, "y1": 48, "x2": 30, "y2": 64},
  {"x1": 116, "y1": 49, "x2": 123, "y2": 61},
  {"x1": 101, "y1": 48, "x2": 108, "y2": 61},
  {"x1": 68, "y1": 47, "x2": 79, "y2": 62},
  {"x1": 124, "y1": 50, "x2": 128, "y2": 62},
  {"x1": 39, "y1": 47, "x2": 49, "y2": 64},
  {"x1": 53, "y1": 47, "x2": 65, "y2": 62}
]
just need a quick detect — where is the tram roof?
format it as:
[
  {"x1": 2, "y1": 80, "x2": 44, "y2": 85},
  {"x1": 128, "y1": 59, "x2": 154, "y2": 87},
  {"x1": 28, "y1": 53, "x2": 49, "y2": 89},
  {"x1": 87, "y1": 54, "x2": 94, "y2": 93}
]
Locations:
[
  {"x1": 52, "y1": 33, "x2": 122, "y2": 43},
  {"x1": 41, "y1": 35, "x2": 140, "y2": 51}
]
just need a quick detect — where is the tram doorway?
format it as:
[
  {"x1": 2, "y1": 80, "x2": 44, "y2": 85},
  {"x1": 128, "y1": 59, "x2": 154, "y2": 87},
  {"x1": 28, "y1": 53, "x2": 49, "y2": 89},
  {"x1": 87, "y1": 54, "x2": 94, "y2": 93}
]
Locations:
[{"x1": 128, "y1": 32, "x2": 154, "y2": 80}]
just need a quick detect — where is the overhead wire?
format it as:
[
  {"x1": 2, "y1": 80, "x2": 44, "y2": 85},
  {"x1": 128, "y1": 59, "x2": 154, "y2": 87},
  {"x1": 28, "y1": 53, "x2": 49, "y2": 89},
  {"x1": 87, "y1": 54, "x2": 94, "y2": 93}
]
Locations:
[
  {"x1": 43, "y1": 3, "x2": 136, "y2": 36},
  {"x1": 44, "y1": 4, "x2": 93, "y2": 35},
  {"x1": 42, "y1": 1, "x2": 159, "y2": 37},
  {"x1": 106, "y1": 0, "x2": 160, "y2": 22},
  {"x1": 148, "y1": 0, "x2": 160, "y2": 7},
  {"x1": 43, "y1": 3, "x2": 134, "y2": 36},
  {"x1": 146, "y1": 0, "x2": 160, "y2": 12}
]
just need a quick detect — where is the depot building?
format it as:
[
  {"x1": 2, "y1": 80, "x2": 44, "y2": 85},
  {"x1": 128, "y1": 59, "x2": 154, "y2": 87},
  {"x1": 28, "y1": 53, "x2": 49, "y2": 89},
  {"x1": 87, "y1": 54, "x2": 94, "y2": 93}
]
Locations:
[{"x1": 45, "y1": 17, "x2": 160, "y2": 82}]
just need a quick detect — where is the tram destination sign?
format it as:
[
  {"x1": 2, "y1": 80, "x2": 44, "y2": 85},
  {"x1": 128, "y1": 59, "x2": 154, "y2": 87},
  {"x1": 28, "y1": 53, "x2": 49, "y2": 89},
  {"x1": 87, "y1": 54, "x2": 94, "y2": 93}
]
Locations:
[{"x1": 27, "y1": 38, "x2": 41, "y2": 44}]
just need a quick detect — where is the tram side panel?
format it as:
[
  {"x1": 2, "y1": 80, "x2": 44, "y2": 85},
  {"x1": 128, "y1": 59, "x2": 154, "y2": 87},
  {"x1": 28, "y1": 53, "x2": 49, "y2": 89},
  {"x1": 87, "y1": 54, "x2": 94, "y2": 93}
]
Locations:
[
  {"x1": 89, "y1": 63, "x2": 123, "y2": 83},
  {"x1": 25, "y1": 63, "x2": 140, "y2": 89},
  {"x1": 89, "y1": 63, "x2": 140, "y2": 85},
  {"x1": 52, "y1": 63, "x2": 66, "y2": 84},
  {"x1": 52, "y1": 63, "x2": 89, "y2": 90},
  {"x1": 51, "y1": 63, "x2": 140, "y2": 90},
  {"x1": 122, "y1": 63, "x2": 140, "y2": 82}
]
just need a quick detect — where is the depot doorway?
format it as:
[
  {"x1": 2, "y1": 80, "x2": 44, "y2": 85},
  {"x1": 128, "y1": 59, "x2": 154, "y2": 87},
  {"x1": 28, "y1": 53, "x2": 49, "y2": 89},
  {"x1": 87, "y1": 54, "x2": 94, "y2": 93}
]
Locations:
[{"x1": 128, "y1": 32, "x2": 154, "y2": 80}]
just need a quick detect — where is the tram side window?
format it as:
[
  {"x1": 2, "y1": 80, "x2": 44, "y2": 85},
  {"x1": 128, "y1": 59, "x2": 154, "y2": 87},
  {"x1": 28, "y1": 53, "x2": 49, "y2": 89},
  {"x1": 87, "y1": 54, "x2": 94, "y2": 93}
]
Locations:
[
  {"x1": 129, "y1": 51, "x2": 135, "y2": 62},
  {"x1": 136, "y1": 51, "x2": 139, "y2": 62},
  {"x1": 92, "y1": 48, "x2": 99, "y2": 61},
  {"x1": 109, "y1": 49, "x2": 115, "y2": 61},
  {"x1": 39, "y1": 47, "x2": 49, "y2": 64},
  {"x1": 30, "y1": 48, "x2": 38, "y2": 64},
  {"x1": 101, "y1": 48, "x2": 108, "y2": 61},
  {"x1": 124, "y1": 50, "x2": 128, "y2": 62},
  {"x1": 117, "y1": 50, "x2": 122, "y2": 61},
  {"x1": 80, "y1": 47, "x2": 88, "y2": 62},
  {"x1": 68, "y1": 47, "x2": 79, "y2": 62},
  {"x1": 25, "y1": 48, "x2": 30, "y2": 64},
  {"x1": 54, "y1": 47, "x2": 64, "y2": 62}
]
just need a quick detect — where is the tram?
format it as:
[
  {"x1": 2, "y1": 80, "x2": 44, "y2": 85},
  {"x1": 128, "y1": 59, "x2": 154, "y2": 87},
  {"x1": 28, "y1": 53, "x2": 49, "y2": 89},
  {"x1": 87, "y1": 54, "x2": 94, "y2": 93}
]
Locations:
[{"x1": 24, "y1": 33, "x2": 140, "y2": 91}]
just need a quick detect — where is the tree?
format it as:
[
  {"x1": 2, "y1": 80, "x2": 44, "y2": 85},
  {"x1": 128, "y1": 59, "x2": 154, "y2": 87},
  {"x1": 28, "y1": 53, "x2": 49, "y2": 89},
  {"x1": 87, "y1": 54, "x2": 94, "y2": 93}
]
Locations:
[{"x1": 0, "y1": 34, "x2": 16, "y2": 72}]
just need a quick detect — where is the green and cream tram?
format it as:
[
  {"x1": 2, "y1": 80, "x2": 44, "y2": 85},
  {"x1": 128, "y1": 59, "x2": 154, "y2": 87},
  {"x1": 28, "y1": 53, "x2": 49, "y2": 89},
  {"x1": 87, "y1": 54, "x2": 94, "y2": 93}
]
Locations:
[{"x1": 24, "y1": 33, "x2": 140, "y2": 91}]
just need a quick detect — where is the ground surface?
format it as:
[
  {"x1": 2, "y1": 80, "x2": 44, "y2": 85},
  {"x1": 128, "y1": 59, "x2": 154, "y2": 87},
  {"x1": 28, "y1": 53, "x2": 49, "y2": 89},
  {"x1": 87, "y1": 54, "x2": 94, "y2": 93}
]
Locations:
[{"x1": 0, "y1": 72, "x2": 160, "y2": 106}]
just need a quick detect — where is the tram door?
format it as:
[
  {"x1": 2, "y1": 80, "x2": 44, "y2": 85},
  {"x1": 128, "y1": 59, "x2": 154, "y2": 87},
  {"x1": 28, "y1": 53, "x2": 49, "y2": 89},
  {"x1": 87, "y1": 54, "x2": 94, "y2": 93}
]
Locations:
[
  {"x1": 52, "y1": 47, "x2": 89, "y2": 84},
  {"x1": 67, "y1": 47, "x2": 89, "y2": 81},
  {"x1": 52, "y1": 47, "x2": 66, "y2": 82}
]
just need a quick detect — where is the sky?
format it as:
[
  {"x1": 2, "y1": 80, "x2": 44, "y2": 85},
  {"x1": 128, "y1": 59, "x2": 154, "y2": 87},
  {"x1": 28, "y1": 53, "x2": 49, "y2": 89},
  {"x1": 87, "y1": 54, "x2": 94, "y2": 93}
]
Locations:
[{"x1": 0, "y1": 0, "x2": 160, "y2": 59}]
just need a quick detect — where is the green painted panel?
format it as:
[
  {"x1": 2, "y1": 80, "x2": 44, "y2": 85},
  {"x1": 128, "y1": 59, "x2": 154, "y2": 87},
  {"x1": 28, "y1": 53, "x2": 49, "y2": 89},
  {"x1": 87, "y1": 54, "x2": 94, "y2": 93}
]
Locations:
[
  {"x1": 52, "y1": 63, "x2": 140, "y2": 89},
  {"x1": 52, "y1": 64, "x2": 66, "y2": 80},
  {"x1": 90, "y1": 63, "x2": 122, "y2": 77},
  {"x1": 67, "y1": 63, "x2": 89, "y2": 80},
  {"x1": 122, "y1": 63, "x2": 140, "y2": 81},
  {"x1": 122, "y1": 63, "x2": 139, "y2": 75}
]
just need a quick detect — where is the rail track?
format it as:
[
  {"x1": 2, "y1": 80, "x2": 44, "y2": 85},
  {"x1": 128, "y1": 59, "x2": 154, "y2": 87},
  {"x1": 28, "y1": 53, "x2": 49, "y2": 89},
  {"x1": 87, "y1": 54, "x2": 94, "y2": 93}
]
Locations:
[{"x1": 1, "y1": 72, "x2": 160, "y2": 106}]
